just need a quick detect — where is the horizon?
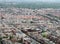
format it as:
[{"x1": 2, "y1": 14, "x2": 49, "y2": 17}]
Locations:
[{"x1": 0, "y1": 0, "x2": 60, "y2": 3}]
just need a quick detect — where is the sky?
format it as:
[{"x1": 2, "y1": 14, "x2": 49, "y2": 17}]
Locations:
[{"x1": 0, "y1": 0, "x2": 60, "y2": 3}]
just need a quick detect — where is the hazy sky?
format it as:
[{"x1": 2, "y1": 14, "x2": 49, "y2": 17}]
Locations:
[{"x1": 0, "y1": 0, "x2": 60, "y2": 3}]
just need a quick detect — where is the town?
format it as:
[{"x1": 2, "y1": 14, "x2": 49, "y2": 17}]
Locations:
[{"x1": 0, "y1": 8, "x2": 60, "y2": 44}]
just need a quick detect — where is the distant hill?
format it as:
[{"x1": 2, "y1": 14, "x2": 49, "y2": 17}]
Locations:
[{"x1": 0, "y1": 2, "x2": 60, "y2": 9}]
